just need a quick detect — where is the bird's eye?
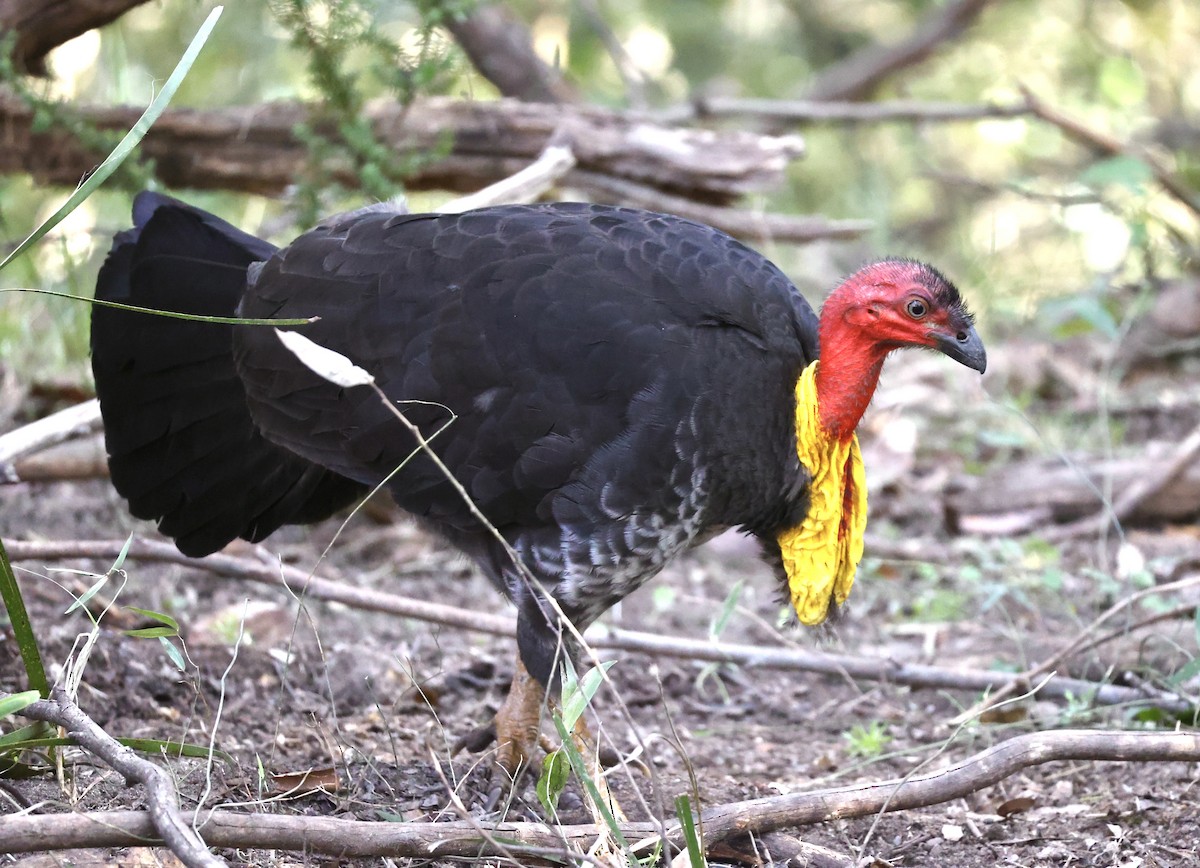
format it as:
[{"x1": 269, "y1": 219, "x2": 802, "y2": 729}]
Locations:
[{"x1": 905, "y1": 298, "x2": 928, "y2": 319}]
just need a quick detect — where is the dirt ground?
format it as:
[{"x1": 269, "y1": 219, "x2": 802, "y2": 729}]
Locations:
[{"x1": 4, "y1": 363, "x2": 1200, "y2": 867}]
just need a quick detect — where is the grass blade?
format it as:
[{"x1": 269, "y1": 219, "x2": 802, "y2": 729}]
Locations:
[
  {"x1": 0, "y1": 538, "x2": 48, "y2": 698},
  {"x1": 675, "y1": 793, "x2": 707, "y2": 867},
  {"x1": 0, "y1": 5, "x2": 225, "y2": 273}
]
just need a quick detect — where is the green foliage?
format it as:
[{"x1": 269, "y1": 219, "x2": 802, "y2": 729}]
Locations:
[
  {"x1": 0, "y1": 35, "x2": 153, "y2": 194},
  {"x1": 0, "y1": 539, "x2": 48, "y2": 699},
  {"x1": 842, "y1": 720, "x2": 892, "y2": 759},
  {"x1": 674, "y1": 793, "x2": 706, "y2": 868},
  {"x1": 536, "y1": 658, "x2": 615, "y2": 816},
  {"x1": 271, "y1": 0, "x2": 463, "y2": 224}
]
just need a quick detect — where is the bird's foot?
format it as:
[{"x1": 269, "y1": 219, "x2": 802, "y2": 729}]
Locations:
[
  {"x1": 491, "y1": 657, "x2": 547, "y2": 781},
  {"x1": 452, "y1": 654, "x2": 547, "y2": 788}
]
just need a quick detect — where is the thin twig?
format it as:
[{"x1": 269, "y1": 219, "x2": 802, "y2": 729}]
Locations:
[
  {"x1": 1020, "y1": 85, "x2": 1200, "y2": 220},
  {"x1": 438, "y1": 140, "x2": 576, "y2": 213},
  {"x1": 663, "y1": 97, "x2": 1032, "y2": 126},
  {"x1": 7, "y1": 538, "x2": 1196, "y2": 714},
  {"x1": 804, "y1": 0, "x2": 996, "y2": 102},
  {"x1": 949, "y1": 572, "x2": 1200, "y2": 724},
  {"x1": 1, "y1": 730, "x2": 1197, "y2": 857},
  {"x1": 575, "y1": 0, "x2": 648, "y2": 109},
  {"x1": 16, "y1": 687, "x2": 225, "y2": 868}
]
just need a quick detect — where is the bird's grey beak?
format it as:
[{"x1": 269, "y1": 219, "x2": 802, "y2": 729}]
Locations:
[{"x1": 934, "y1": 324, "x2": 987, "y2": 374}]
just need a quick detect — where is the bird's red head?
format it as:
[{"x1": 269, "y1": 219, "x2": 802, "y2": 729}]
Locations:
[{"x1": 814, "y1": 259, "x2": 985, "y2": 440}]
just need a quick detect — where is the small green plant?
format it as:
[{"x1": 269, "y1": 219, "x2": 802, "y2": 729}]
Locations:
[
  {"x1": 536, "y1": 657, "x2": 614, "y2": 816},
  {"x1": 272, "y1": 0, "x2": 461, "y2": 224},
  {"x1": 843, "y1": 720, "x2": 892, "y2": 759}
]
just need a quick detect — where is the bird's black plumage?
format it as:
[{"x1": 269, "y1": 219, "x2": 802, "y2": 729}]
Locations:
[{"x1": 92, "y1": 193, "x2": 821, "y2": 685}]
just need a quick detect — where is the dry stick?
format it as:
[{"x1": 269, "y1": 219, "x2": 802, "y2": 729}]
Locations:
[
  {"x1": 0, "y1": 0, "x2": 153, "y2": 75},
  {"x1": 949, "y1": 572, "x2": 1200, "y2": 725},
  {"x1": 1040, "y1": 420, "x2": 1200, "y2": 542},
  {"x1": 0, "y1": 398, "x2": 100, "y2": 482},
  {"x1": 804, "y1": 0, "x2": 996, "y2": 102},
  {"x1": 670, "y1": 97, "x2": 1032, "y2": 125},
  {"x1": 1, "y1": 730, "x2": 1197, "y2": 858},
  {"x1": 1019, "y1": 85, "x2": 1200, "y2": 221},
  {"x1": 16, "y1": 687, "x2": 226, "y2": 868},
  {"x1": 437, "y1": 140, "x2": 576, "y2": 213},
  {"x1": 576, "y1": 0, "x2": 649, "y2": 109},
  {"x1": 7, "y1": 538, "x2": 1195, "y2": 715},
  {"x1": 440, "y1": 2, "x2": 576, "y2": 103}
]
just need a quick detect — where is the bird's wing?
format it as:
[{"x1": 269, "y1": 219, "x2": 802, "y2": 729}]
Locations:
[{"x1": 233, "y1": 204, "x2": 816, "y2": 540}]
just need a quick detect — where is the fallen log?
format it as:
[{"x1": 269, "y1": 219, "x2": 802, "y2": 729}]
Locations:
[{"x1": 945, "y1": 444, "x2": 1200, "y2": 535}]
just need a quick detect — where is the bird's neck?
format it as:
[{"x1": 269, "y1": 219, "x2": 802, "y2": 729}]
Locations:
[{"x1": 813, "y1": 321, "x2": 888, "y2": 441}]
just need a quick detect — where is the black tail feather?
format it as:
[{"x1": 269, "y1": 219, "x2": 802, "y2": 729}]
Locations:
[{"x1": 91, "y1": 192, "x2": 367, "y2": 556}]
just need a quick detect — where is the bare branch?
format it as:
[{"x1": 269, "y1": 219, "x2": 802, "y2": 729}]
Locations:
[
  {"x1": 1, "y1": 731, "x2": 1197, "y2": 857},
  {"x1": 7, "y1": 538, "x2": 1195, "y2": 714},
  {"x1": 575, "y1": 0, "x2": 649, "y2": 109},
  {"x1": 1020, "y1": 86, "x2": 1200, "y2": 220},
  {"x1": 16, "y1": 687, "x2": 225, "y2": 868},
  {"x1": 696, "y1": 730, "x2": 1200, "y2": 843},
  {"x1": 804, "y1": 0, "x2": 996, "y2": 102},
  {"x1": 667, "y1": 97, "x2": 1032, "y2": 126},
  {"x1": 950, "y1": 572, "x2": 1200, "y2": 724},
  {"x1": 0, "y1": 91, "x2": 804, "y2": 213},
  {"x1": 438, "y1": 139, "x2": 576, "y2": 212},
  {"x1": 441, "y1": 3, "x2": 576, "y2": 103},
  {"x1": 0, "y1": 0, "x2": 152, "y2": 75}
]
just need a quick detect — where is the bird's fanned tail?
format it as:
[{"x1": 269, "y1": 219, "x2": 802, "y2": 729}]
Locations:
[{"x1": 90, "y1": 192, "x2": 367, "y2": 556}]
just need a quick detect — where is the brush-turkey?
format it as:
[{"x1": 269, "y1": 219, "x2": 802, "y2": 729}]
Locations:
[{"x1": 91, "y1": 192, "x2": 986, "y2": 774}]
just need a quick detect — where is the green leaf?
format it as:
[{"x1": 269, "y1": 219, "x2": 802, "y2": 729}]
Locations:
[
  {"x1": 1167, "y1": 656, "x2": 1200, "y2": 687},
  {"x1": 560, "y1": 660, "x2": 615, "y2": 732},
  {"x1": 111, "y1": 533, "x2": 135, "y2": 573},
  {"x1": 0, "y1": 691, "x2": 40, "y2": 720},
  {"x1": 124, "y1": 607, "x2": 180, "y2": 633},
  {"x1": 535, "y1": 748, "x2": 570, "y2": 816},
  {"x1": 1079, "y1": 155, "x2": 1153, "y2": 191},
  {"x1": 709, "y1": 580, "x2": 743, "y2": 641},
  {"x1": 0, "y1": 6, "x2": 225, "y2": 274},
  {"x1": 550, "y1": 715, "x2": 629, "y2": 851},
  {"x1": 1097, "y1": 56, "x2": 1147, "y2": 108},
  {"x1": 0, "y1": 539, "x2": 49, "y2": 698},
  {"x1": 159, "y1": 636, "x2": 186, "y2": 671},
  {"x1": 123, "y1": 626, "x2": 178, "y2": 640},
  {"x1": 64, "y1": 572, "x2": 110, "y2": 615},
  {"x1": 675, "y1": 794, "x2": 707, "y2": 868}
]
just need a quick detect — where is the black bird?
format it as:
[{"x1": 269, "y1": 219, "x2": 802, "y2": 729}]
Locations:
[{"x1": 91, "y1": 192, "x2": 985, "y2": 773}]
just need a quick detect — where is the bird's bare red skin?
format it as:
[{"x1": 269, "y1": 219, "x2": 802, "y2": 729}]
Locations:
[{"x1": 815, "y1": 261, "x2": 964, "y2": 441}]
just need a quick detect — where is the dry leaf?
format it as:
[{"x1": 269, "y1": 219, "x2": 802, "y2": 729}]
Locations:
[
  {"x1": 997, "y1": 796, "x2": 1037, "y2": 817},
  {"x1": 270, "y1": 766, "x2": 341, "y2": 796}
]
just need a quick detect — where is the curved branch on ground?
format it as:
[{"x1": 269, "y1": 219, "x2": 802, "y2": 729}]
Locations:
[
  {"x1": 6, "y1": 537, "x2": 1195, "y2": 714},
  {"x1": 0, "y1": 730, "x2": 1196, "y2": 858},
  {"x1": 16, "y1": 687, "x2": 225, "y2": 868}
]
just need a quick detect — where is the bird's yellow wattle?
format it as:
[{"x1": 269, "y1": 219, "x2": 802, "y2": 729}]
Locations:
[{"x1": 777, "y1": 361, "x2": 868, "y2": 626}]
